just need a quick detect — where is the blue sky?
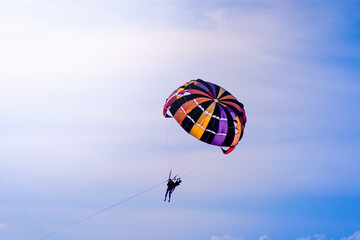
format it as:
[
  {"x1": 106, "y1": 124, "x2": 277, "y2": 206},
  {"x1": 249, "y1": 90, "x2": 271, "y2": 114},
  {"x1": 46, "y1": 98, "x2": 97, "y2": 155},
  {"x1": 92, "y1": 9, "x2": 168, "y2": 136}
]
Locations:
[{"x1": 0, "y1": 0, "x2": 360, "y2": 240}]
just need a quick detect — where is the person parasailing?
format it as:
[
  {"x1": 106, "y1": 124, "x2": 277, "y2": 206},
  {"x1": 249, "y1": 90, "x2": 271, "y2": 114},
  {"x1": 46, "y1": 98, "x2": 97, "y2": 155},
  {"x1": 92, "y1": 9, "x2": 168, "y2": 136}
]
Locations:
[
  {"x1": 162, "y1": 79, "x2": 247, "y2": 201},
  {"x1": 164, "y1": 175, "x2": 182, "y2": 202}
]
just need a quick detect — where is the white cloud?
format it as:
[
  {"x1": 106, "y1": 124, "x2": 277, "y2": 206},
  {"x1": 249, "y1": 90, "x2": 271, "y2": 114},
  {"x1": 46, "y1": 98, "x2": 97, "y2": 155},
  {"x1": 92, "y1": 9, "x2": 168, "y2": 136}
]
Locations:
[
  {"x1": 210, "y1": 233, "x2": 360, "y2": 240},
  {"x1": 259, "y1": 235, "x2": 271, "y2": 240},
  {"x1": 297, "y1": 234, "x2": 326, "y2": 240},
  {"x1": 211, "y1": 231, "x2": 360, "y2": 240},
  {"x1": 314, "y1": 234, "x2": 326, "y2": 240},
  {"x1": 341, "y1": 231, "x2": 360, "y2": 240},
  {"x1": 297, "y1": 232, "x2": 360, "y2": 240},
  {"x1": 211, "y1": 234, "x2": 272, "y2": 240},
  {"x1": 211, "y1": 234, "x2": 239, "y2": 240}
]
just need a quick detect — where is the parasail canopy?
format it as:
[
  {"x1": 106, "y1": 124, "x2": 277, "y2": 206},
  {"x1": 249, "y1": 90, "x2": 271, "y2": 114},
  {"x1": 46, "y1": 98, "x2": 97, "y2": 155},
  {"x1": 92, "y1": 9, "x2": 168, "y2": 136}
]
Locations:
[{"x1": 163, "y1": 79, "x2": 247, "y2": 154}]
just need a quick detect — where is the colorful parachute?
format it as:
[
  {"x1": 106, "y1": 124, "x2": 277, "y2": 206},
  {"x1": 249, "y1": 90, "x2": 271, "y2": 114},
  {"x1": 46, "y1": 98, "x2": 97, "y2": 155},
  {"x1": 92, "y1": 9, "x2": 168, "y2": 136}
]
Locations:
[{"x1": 163, "y1": 79, "x2": 247, "y2": 154}]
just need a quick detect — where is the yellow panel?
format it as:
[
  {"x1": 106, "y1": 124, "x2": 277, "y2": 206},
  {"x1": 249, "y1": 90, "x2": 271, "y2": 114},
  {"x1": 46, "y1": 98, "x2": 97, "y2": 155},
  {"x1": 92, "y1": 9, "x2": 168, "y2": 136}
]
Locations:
[
  {"x1": 190, "y1": 102, "x2": 216, "y2": 139},
  {"x1": 217, "y1": 87, "x2": 226, "y2": 99},
  {"x1": 219, "y1": 94, "x2": 236, "y2": 101}
]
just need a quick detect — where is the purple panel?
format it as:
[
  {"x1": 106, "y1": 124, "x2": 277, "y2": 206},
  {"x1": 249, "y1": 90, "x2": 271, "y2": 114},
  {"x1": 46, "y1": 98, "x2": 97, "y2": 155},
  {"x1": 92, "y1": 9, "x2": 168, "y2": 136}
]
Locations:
[
  {"x1": 196, "y1": 83, "x2": 209, "y2": 92},
  {"x1": 211, "y1": 105, "x2": 228, "y2": 146},
  {"x1": 205, "y1": 81, "x2": 217, "y2": 98},
  {"x1": 226, "y1": 107, "x2": 237, "y2": 119},
  {"x1": 197, "y1": 81, "x2": 218, "y2": 99}
]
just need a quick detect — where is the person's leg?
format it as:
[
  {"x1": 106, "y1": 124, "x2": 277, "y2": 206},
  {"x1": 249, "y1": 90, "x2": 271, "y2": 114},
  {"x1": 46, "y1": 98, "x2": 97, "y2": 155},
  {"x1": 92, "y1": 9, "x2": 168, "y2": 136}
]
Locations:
[
  {"x1": 168, "y1": 189, "x2": 172, "y2": 202},
  {"x1": 164, "y1": 188, "x2": 169, "y2": 201}
]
